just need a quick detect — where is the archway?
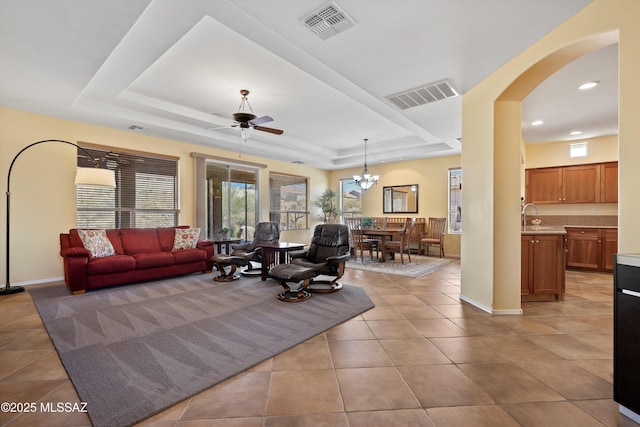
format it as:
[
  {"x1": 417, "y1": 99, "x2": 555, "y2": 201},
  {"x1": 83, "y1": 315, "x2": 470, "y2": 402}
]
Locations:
[
  {"x1": 459, "y1": 0, "x2": 640, "y2": 315},
  {"x1": 492, "y1": 33, "x2": 618, "y2": 312}
]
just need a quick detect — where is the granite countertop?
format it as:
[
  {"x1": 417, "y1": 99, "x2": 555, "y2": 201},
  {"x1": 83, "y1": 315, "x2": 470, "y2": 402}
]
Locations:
[
  {"x1": 521, "y1": 215, "x2": 618, "y2": 235},
  {"x1": 562, "y1": 225, "x2": 618, "y2": 229},
  {"x1": 521, "y1": 224, "x2": 618, "y2": 235},
  {"x1": 521, "y1": 225, "x2": 567, "y2": 235}
]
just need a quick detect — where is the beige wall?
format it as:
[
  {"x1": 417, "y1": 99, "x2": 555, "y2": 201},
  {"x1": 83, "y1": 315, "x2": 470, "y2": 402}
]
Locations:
[
  {"x1": 329, "y1": 155, "x2": 461, "y2": 256},
  {"x1": 525, "y1": 135, "x2": 618, "y2": 168},
  {"x1": 0, "y1": 108, "x2": 330, "y2": 285},
  {"x1": 461, "y1": 0, "x2": 639, "y2": 313}
]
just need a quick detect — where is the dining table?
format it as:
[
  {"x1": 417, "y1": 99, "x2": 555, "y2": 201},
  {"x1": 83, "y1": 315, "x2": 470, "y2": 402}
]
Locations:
[{"x1": 361, "y1": 227, "x2": 404, "y2": 262}]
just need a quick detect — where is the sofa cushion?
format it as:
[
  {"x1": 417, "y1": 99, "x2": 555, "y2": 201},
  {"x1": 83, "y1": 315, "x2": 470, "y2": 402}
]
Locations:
[
  {"x1": 133, "y1": 252, "x2": 175, "y2": 269},
  {"x1": 172, "y1": 248, "x2": 205, "y2": 265},
  {"x1": 120, "y1": 228, "x2": 162, "y2": 255},
  {"x1": 106, "y1": 229, "x2": 124, "y2": 255},
  {"x1": 87, "y1": 255, "x2": 136, "y2": 275},
  {"x1": 70, "y1": 229, "x2": 123, "y2": 254},
  {"x1": 77, "y1": 229, "x2": 115, "y2": 258},
  {"x1": 172, "y1": 228, "x2": 201, "y2": 251},
  {"x1": 157, "y1": 226, "x2": 189, "y2": 251}
]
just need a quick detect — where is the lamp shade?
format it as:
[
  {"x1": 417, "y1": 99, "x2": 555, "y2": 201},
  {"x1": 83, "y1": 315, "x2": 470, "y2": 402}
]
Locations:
[{"x1": 74, "y1": 167, "x2": 116, "y2": 187}]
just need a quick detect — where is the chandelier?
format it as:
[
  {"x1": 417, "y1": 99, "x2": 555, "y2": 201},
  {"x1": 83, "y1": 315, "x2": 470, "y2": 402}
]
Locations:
[{"x1": 353, "y1": 138, "x2": 379, "y2": 191}]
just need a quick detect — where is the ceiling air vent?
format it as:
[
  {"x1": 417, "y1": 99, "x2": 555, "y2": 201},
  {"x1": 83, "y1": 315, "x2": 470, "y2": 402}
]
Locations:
[
  {"x1": 302, "y1": 2, "x2": 356, "y2": 40},
  {"x1": 385, "y1": 80, "x2": 459, "y2": 110}
]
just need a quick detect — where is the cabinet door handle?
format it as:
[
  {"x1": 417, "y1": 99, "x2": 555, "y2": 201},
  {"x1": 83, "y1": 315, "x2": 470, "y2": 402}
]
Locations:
[
  {"x1": 581, "y1": 231, "x2": 585, "y2": 234},
  {"x1": 535, "y1": 240, "x2": 539, "y2": 243}
]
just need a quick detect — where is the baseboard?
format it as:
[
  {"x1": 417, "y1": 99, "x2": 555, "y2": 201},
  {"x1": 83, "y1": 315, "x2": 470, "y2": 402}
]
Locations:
[
  {"x1": 11, "y1": 277, "x2": 64, "y2": 287},
  {"x1": 459, "y1": 294, "x2": 492, "y2": 314},
  {"x1": 492, "y1": 308, "x2": 523, "y2": 315},
  {"x1": 459, "y1": 294, "x2": 523, "y2": 315}
]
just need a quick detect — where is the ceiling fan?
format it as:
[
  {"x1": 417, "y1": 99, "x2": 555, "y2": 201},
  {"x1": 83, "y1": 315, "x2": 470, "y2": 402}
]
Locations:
[{"x1": 210, "y1": 89, "x2": 283, "y2": 137}]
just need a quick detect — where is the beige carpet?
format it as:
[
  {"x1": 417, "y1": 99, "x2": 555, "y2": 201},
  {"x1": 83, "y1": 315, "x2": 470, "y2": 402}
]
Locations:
[{"x1": 347, "y1": 254, "x2": 458, "y2": 278}]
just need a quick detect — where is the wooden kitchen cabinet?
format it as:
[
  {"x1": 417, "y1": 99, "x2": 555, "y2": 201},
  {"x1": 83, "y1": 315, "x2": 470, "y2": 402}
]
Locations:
[
  {"x1": 525, "y1": 167, "x2": 562, "y2": 204},
  {"x1": 565, "y1": 227, "x2": 601, "y2": 269},
  {"x1": 600, "y1": 162, "x2": 618, "y2": 203},
  {"x1": 521, "y1": 234, "x2": 565, "y2": 299},
  {"x1": 563, "y1": 164, "x2": 600, "y2": 203},
  {"x1": 601, "y1": 228, "x2": 618, "y2": 271},
  {"x1": 565, "y1": 227, "x2": 618, "y2": 272},
  {"x1": 525, "y1": 162, "x2": 616, "y2": 204}
]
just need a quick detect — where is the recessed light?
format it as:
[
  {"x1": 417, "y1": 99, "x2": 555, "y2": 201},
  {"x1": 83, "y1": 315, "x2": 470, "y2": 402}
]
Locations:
[
  {"x1": 578, "y1": 81, "x2": 599, "y2": 90},
  {"x1": 531, "y1": 120, "x2": 544, "y2": 126},
  {"x1": 570, "y1": 130, "x2": 583, "y2": 135}
]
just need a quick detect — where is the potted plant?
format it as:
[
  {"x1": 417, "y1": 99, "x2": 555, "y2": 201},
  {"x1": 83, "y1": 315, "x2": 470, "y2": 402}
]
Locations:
[
  {"x1": 361, "y1": 217, "x2": 374, "y2": 228},
  {"x1": 218, "y1": 227, "x2": 229, "y2": 239},
  {"x1": 314, "y1": 189, "x2": 340, "y2": 223}
]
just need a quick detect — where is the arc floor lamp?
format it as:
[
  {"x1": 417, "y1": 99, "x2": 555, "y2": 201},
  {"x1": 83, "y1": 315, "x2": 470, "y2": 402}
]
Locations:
[{"x1": 2, "y1": 139, "x2": 116, "y2": 295}]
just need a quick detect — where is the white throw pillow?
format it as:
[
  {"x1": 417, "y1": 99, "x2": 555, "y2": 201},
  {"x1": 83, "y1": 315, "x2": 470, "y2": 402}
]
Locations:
[
  {"x1": 172, "y1": 228, "x2": 201, "y2": 250},
  {"x1": 77, "y1": 229, "x2": 115, "y2": 258}
]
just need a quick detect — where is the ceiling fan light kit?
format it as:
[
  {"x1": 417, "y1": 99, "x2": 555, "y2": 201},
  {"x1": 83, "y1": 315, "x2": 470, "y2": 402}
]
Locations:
[
  {"x1": 211, "y1": 90, "x2": 284, "y2": 138},
  {"x1": 353, "y1": 138, "x2": 379, "y2": 191}
]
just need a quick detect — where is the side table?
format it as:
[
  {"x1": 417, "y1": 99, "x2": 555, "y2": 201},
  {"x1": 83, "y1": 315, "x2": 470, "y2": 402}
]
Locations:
[
  {"x1": 213, "y1": 238, "x2": 241, "y2": 255},
  {"x1": 259, "y1": 242, "x2": 305, "y2": 280}
]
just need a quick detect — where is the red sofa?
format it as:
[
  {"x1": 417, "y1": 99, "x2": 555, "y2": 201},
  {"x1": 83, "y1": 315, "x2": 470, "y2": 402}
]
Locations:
[{"x1": 59, "y1": 226, "x2": 214, "y2": 294}]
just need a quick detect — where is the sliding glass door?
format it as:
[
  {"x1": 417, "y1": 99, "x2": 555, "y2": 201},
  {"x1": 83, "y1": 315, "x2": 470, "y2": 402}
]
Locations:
[{"x1": 205, "y1": 162, "x2": 258, "y2": 241}]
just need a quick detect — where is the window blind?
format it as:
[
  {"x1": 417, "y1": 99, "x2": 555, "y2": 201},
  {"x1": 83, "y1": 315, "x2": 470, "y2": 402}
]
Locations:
[{"x1": 77, "y1": 146, "x2": 179, "y2": 229}]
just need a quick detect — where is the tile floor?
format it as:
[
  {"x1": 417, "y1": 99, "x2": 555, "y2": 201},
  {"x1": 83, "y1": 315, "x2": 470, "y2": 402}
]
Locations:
[{"x1": 1, "y1": 263, "x2": 638, "y2": 426}]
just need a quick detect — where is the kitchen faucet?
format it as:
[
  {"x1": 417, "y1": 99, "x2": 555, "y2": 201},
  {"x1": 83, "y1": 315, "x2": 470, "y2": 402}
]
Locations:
[{"x1": 521, "y1": 202, "x2": 538, "y2": 227}]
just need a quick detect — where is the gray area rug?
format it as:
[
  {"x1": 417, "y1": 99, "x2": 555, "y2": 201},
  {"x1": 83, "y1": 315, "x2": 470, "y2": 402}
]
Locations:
[
  {"x1": 347, "y1": 254, "x2": 458, "y2": 278},
  {"x1": 29, "y1": 275, "x2": 374, "y2": 427}
]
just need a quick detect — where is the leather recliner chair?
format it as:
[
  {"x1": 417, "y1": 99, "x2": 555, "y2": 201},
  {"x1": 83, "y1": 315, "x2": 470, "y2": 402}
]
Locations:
[
  {"x1": 230, "y1": 221, "x2": 280, "y2": 275},
  {"x1": 288, "y1": 223, "x2": 350, "y2": 292}
]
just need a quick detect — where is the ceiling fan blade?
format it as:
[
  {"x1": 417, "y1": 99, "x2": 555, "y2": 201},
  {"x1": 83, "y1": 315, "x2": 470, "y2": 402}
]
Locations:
[
  {"x1": 207, "y1": 124, "x2": 237, "y2": 130},
  {"x1": 254, "y1": 125, "x2": 284, "y2": 135},
  {"x1": 249, "y1": 115, "x2": 273, "y2": 125}
]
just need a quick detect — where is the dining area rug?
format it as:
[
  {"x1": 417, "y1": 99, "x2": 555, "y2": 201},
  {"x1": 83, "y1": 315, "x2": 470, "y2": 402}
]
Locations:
[
  {"x1": 348, "y1": 254, "x2": 458, "y2": 278},
  {"x1": 29, "y1": 275, "x2": 374, "y2": 427}
]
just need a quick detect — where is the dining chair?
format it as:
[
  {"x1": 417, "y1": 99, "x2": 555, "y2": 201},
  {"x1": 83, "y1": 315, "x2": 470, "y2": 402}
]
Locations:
[
  {"x1": 383, "y1": 217, "x2": 416, "y2": 264},
  {"x1": 345, "y1": 217, "x2": 378, "y2": 261},
  {"x1": 420, "y1": 217, "x2": 447, "y2": 257},
  {"x1": 373, "y1": 217, "x2": 387, "y2": 228}
]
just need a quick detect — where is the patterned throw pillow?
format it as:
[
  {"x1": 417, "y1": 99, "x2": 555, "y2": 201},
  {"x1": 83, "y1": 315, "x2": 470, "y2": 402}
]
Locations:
[
  {"x1": 172, "y1": 228, "x2": 201, "y2": 251},
  {"x1": 77, "y1": 229, "x2": 115, "y2": 258}
]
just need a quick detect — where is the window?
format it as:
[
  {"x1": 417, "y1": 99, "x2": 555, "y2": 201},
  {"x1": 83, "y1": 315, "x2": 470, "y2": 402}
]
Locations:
[
  {"x1": 570, "y1": 141, "x2": 588, "y2": 158},
  {"x1": 448, "y1": 168, "x2": 462, "y2": 233},
  {"x1": 269, "y1": 172, "x2": 308, "y2": 230},
  {"x1": 205, "y1": 162, "x2": 258, "y2": 241},
  {"x1": 340, "y1": 178, "x2": 362, "y2": 220},
  {"x1": 77, "y1": 145, "x2": 179, "y2": 228}
]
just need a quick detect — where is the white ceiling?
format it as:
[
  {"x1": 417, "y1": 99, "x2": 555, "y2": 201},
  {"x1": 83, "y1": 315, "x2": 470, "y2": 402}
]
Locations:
[{"x1": 0, "y1": 0, "x2": 617, "y2": 170}]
